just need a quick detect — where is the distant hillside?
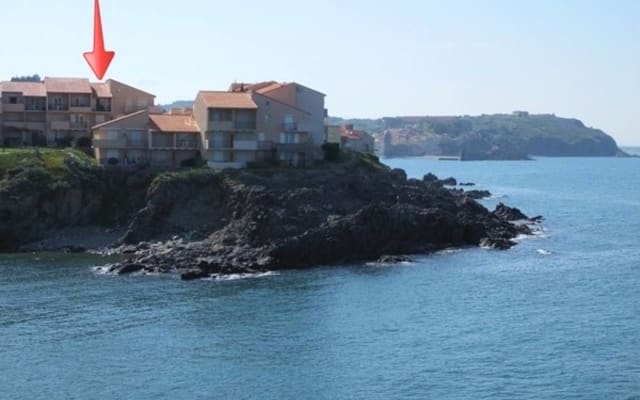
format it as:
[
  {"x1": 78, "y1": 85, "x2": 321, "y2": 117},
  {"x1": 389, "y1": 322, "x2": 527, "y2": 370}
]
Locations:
[
  {"x1": 160, "y1": 100, "x2": 193, "y2": 111},
  {"x1": 330, "y1": 114, "x2": 624, "y2": 159}
]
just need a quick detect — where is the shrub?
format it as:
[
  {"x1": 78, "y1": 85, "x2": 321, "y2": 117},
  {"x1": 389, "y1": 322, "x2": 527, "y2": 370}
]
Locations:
[
  {"x1": 322, "y1": 143, "x2": 341, "y2": 161},
  {"x1": 107, "y1": 157, "x2": 119, "y2": 166}
]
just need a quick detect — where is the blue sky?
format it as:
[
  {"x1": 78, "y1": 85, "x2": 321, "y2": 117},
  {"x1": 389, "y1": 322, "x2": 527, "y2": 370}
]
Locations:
[{"x1": 2, "y1": 0, "x2": 639, "y2": 144}]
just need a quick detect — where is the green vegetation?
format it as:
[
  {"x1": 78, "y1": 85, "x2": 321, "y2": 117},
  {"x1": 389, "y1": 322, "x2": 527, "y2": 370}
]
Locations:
[
  {"x1": 0, "y1": 148, "x2": 97, "y2": 181},
  {"x1": 10, "y1": 74, "x2": 42, "y2": 82}
]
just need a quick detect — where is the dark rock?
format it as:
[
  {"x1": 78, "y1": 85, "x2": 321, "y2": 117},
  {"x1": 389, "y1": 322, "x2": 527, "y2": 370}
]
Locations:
[
  {"x1": 390, "y1": 168, "x2": 407, "y2": 181},
  {"x1": 459, "y1": 182, "x2": 476, "y2": 186},
  {"x1": 493, "y1": 203, "x2": 529, "y2": 221},
  {"x1": 530, "y1": 215, "x2": 544, "y2": 223},
  {"x1": 464, "y1": 190, "x2": 492, "y2": 199},
  {"x1": 181, "y1": 270, "x2": 210, "y2": 281},
  {"x1": 423, "y1": 173, "x2": 439, "y2": 184},
  {"x1": 480, "y1": 237, "x2": 517, "y2": 250},
  {"x1": 117, "y1": 263, "x2": 145, "y2": 275},
  {"x1": 63, "y1": 245, "x2": 86, "y2": 253},
  {"x1": 377, "y1": 255, "x2": 413, "y2": 264},
  {"x1": 440, "y1": 177, "x2": 457, "y2": 186}
]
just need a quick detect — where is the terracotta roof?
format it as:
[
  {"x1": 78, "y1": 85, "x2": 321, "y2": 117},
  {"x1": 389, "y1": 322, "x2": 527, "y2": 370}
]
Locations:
[
  {"x1": 149, "y1": 114, "x2": 199, "y2": 133},
  {"x1": 0, "y1": 81, "x2": 47, "y2": 97},
  {"x1": 91, "y1": 109, "x2": 148, "y2": 130},
  {"x1": 106, "y1": 79, "x2": 156, "y2": 98},
  {"x1": 44, "y1": 77, "x2": 92, "y2": 94},
  {"x1": 197, "y1": 91, "x2": 257, "y2": 109},
  {"x1": 340, "y1": 126, "x2": 368, "y2": 140},
  {"x1": 229, "y1": 81, "x2": 277, "y2": 92},
  {"x1": 91, "y1": 82, "x2": 112, "y2": 98},
  {"x1": 255, "y1": 82, "x2": 287, "y2": 94}
]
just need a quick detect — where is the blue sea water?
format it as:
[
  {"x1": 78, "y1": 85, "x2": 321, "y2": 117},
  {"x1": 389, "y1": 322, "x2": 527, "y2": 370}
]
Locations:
[{"x1": 1, "y1": 157, "x2": 639, "y2": 399}]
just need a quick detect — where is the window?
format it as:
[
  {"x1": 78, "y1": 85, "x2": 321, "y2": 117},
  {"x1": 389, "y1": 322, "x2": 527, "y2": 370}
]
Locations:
[
  {"x1": 9, "y1": 96, "x2": 18, "y2": 104},
  {"x1": 209, "y1": 109, "x2": 232, "y2": 122}
]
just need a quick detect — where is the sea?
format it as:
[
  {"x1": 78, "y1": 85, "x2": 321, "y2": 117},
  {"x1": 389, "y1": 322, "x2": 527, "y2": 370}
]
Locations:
[{"x1": 1, "y1": 157, "x2": 639, "y2": 400}]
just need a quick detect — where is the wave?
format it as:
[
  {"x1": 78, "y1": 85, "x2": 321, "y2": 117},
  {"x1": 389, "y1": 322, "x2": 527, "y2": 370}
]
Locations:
[
  {"x1": 537, "y1": 249, "x2": 552, "y2": 256},
  {"x1": 204, "y1": 271, "x2": 279, "y2": 281}
]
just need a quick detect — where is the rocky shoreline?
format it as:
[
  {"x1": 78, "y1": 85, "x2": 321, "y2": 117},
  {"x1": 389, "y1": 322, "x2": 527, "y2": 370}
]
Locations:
[
  {"x1": 1, "y1": 152, "x2": 541, "y2": 280},
  {"x1": 100, "y1": 159, "x2": 540, "y2": 280}
]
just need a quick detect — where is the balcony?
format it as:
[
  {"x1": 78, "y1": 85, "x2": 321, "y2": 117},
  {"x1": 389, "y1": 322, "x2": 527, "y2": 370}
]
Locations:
[
  {"x1": 176, "y1": 139, "x2": 199, "y2": 149},
  {"x1": 95, "y1": 104, "x2": 112, "y2": 113},
  {"x1": 126, "y1": 140, "x2": 148, "y2": 148},
  {"x1": 50, "y1": 121, "x2": 70, "y2": 130},
  {"x1": 2, "y1": 103, "x2": 25, "y2": 112},
  {"x1": 25, "y1": 104, "x2": 46, "y2": 112},
  {"x1": 234, "y1": 121, "x2": 257, "y2": 131},
  {"x1": 208, "y1": 120, "x2": 233, "y2": 131},
  {"x1": 69, "y1": 104, "x2": 92, "y2": 112},
  {"x1": 25, "y1": 122, "x2": 46, "y2": 130},
  {"x1": 234, "y1": 140, "x2": 258, "y2": 151},
  {"x1": 93, "y1": 138, "x2": 126, "y2": 148},
  {"x1": 49, "y1": 104, "x2": 69, "y2": 112},
  {"x1": 70, "y1": 122, "x2": 90, "y2": 130},
  {"x1": 205, "y1": 139, "x2": 233, "y2": 150},
  {"x1": 283, "y1": 122, "x2": 298, "y2": 132}
]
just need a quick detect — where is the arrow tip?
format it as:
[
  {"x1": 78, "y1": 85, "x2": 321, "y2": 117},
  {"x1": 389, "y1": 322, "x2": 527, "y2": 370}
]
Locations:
[{"x1": 84, "y1": 50, "x2": 115, "y2": 80}]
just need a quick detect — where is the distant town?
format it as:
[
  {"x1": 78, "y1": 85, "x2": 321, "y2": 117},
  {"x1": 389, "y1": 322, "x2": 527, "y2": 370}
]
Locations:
[{"x1": 0, "y1": 76, "x2": 376, "y2": 169}]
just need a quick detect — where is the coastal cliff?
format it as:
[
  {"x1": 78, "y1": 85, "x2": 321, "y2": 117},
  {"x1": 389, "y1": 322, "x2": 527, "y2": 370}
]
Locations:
[
  {"x1": 0, "y1": 149, "x2": 538, "y2": 277},
  {"x1": 332, "y1": 114, "x2": 624, "y2": 159}
]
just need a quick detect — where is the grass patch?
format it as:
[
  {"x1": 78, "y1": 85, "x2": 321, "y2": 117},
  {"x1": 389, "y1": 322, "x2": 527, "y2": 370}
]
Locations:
[{"x1": 0, "y1": 148, "x2": 97, "y2": 180}]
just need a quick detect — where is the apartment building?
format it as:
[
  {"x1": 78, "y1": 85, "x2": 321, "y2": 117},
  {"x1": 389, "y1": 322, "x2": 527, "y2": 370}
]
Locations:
[
  {"x1": 88, "y1": 80, "x2": 328, "y2": 170},
  {"x1": 193, "y1": 91, "x2": 272, "y2": 169},
  {"x1": 231, "y1": 81, "x2": 327, "y2": 166},
  {"x1": 0, "y1": 77, "x2": 154, "y2": 147},
  {"x1": 93, "y1": 108, "x2": 201, "y2": 168}
]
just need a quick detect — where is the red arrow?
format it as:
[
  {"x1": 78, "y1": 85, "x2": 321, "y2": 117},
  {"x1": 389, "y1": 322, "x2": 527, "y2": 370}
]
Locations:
[{"x1": 83, "y1": 0, "x2": 115, "y2": 80}]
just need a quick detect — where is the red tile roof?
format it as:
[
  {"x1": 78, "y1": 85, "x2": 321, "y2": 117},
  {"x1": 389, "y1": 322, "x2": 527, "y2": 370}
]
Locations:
[
  {"x1": 0, "y1": 81, "x2": 47, "y2": 97},
  {"x1": 340, "y1": 126, "x2": 368, "y2": 140},
  {"x1": 197, "y1": 91, "x2": 257, "y2": 109},
  {"x1": 149, "y1": 114, "x2": 199, "y2": 133},
  {"x1": 44, "y1": 77, "x2": 92, "y2": 94}
]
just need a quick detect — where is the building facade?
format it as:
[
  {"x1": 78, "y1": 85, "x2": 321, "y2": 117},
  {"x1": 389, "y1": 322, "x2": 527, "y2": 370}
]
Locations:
[
  {"x1": 0, "y1": 78, "x2": 154, "y2": 147},
  {"x1": 92, "y1": 108, "x2": 201, "y2": 168},
  {"x1": 340, "y1": 124, "x2": 375, "y2": 154}
]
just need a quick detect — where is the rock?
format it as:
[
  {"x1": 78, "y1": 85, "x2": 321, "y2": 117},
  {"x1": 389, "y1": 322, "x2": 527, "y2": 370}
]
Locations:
[
  {"x1": 459, "y1": 182, "x2": 476, "y2": 186},
  {"x1": 440, "y1": 177, "x2": 457, "y2": 186},
  {"x1": 480, "y1": 237, "x2": 517, "y2": 250},
  {"x1": 117, "y1": 263, "x2": 145, "y2": 275},
  {"x1": 464, "y1": 190, "x2": 492, "y2": 199},
  {"x1": 493, "y1": 203, "x2": 529, "y2": 221},
  {"x1": 181, "y1": 270, "x2": 210, "y2": 281},
  {"x1": 423, "y1": 173, "x2": 439, "y2": 184},
  {"x1": 530, "y1": 215, "x2": 544, "y2": 223},
  {"x1": 63, "y1": 245, "x2": 86, "y2": 253},
  {"x1": 377, "y1": 255, "x2": 413, "y2": 264},
  {"x1": 390, "y1": 169, "x2": 407, "y2": 181}
]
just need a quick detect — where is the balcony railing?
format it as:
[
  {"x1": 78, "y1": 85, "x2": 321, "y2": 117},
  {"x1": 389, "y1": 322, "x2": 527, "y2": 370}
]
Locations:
[
  {"x1": 49, "y1": 104, "x2": 69, "y2": 111},
  {"x1": 70, "y1": 122, "x2": 90, "y2": 130},
  {"x1": 25, "y1": 104, "x2": 46, "y2": 111},
  {"x1": 283, "y1": 122, "x2": 298, "y2": 132},
  {"x1": 234, "y1": 121, "x2": 257, "y2": 130},
  {"x1": 176, "y1": 140, "x2": 199, "y2": 149},
  {"x1": 93, "y1": 138, "x2": 126, "y2": 148},
  {"x1": 126, "y1": 140, "x2": 148, "y2": 148},
  {"x1": 95, "y1": 104, "x2": 112, "y2": 112}
]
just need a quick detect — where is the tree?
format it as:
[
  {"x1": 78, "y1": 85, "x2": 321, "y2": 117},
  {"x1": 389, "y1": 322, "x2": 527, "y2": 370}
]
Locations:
[{"x1": 10, "y1": 74, "x2": 41, "y2": 82}]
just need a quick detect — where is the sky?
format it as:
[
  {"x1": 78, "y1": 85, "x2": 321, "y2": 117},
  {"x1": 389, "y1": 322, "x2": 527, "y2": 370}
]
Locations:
[{"x1": 1, "y1": 0, "x2": 639, "y2": 145}]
